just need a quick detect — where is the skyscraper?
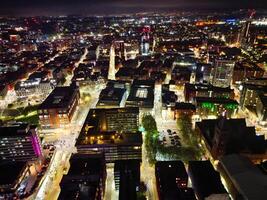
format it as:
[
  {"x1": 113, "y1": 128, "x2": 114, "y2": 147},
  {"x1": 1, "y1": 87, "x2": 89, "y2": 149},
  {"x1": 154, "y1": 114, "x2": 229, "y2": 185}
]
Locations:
[{"x1": 140, "y1": 26, "x2": 150, "y2": 56}]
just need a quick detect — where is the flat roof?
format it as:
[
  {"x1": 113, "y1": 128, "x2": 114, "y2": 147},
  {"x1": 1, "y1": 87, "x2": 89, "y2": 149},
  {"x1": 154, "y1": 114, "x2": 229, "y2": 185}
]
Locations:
[
  {"x1": 67, "y1": 154, "x2": 104, "y2": 176},
  {"x1": 0, "y1": 161, "x2": 27, "y2": 185},
  {"x1": 97, "y1": 87, "x2": 126, "y2": 105},
  {"x1": 39, "y1": 85, "x2": 78, "y2": 109},
  {"x1": 195, "y1": 97, "x2": 238, "y2": 105},
  {"x1": 185, "y1": 83, "x2": 233, "y2": 93},
  {"x1": 175, "y1": 102, "x2": 196, "y2": 110},
  {"x1": 0, "y1": 123, "x2": 37, "y2": 137},
  {"x1": 220, "y1": 154, "x2": 267, "y2": 200},
  {"x1": 156, "y1": 161, "x2": 188, "y2": 181},
  {"x1": 76, "y1": 108, "x2": 142, "y2": 146},
  {"x1": 59, "y1": 154, "x2": 104, "y2": 200},
  {"x1": 127, "y1": 80, "x2": 154, "y2": 106},
  {"x1": 188, "y1": 160, "x2": 227, "y2": 199}
]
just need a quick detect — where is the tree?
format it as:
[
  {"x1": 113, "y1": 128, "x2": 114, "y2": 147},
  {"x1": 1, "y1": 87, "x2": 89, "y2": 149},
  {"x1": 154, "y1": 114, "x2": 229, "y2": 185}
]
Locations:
[
  {"x1": 141, "y1": 113, "x2": 157, "y2": 132},
  {"x1": 141, "y1": 113, "x2": 158, "y2": 165}
]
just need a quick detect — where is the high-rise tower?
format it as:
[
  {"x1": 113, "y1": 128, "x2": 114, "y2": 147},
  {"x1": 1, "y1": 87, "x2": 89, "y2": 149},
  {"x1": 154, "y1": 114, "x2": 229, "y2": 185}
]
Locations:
[{"x1": 141, "y1": 26, "x2": 150, "y2": 56}]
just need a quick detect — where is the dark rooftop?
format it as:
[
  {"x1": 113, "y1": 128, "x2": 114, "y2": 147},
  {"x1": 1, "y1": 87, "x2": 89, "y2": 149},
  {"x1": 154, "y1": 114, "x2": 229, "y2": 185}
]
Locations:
[
  {"x1": 97, "y1": 87, "x2": 126, "y2": 106},
  {"x1": 0, "y1": 123, "x2": 36, "y2": 137},
  {"x1": 188, "y1": 160, "x2": 227, "y2": 200},
  {"x1": 39, "y1": 85, "x2": 79, "y2": 109},
  {"x1": 175, "y1": 102, "x2": 196, "y2": 110},
  {"x1": 59, "y1": 154, "x2": 105, "y2": 200},
  {"x1": 196, "y1": 118, "x2": 266, "y2": 155},
  {"x1": 195, "y1": 97, "x2": 238, "y2": 105},
  {"x1": 0, "y1": 161, "x2": 27, "y2": 185}
]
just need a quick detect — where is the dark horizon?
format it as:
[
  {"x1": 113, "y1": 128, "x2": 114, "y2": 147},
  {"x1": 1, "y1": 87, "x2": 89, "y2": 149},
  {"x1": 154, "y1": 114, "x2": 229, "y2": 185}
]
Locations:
[{"x1": 0, "y1": 0, "x2": 266, "y2": 17}]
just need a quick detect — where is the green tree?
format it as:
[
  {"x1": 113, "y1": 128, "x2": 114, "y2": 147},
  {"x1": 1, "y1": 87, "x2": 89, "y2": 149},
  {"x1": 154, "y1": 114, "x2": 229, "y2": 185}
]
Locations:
[{"x1": 141, "y1": 113, "x2": 157, "y2": 132}]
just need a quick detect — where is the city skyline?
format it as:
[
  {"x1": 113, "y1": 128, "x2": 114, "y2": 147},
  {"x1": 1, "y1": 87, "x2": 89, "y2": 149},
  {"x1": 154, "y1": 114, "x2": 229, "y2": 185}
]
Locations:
[{"x1": 0, "y1": 0, "x2": 266, "y2": 16}]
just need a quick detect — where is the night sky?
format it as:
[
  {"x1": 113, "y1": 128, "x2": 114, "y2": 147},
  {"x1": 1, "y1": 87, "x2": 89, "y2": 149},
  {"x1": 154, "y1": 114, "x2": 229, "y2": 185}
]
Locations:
[{"x1": 0, "y1": 0, "x2": 266, "y2": 16}]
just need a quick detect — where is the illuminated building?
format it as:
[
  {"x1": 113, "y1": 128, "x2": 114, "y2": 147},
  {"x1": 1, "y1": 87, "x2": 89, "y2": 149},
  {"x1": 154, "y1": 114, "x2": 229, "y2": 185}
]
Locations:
[
  {"x1": 240, "y1": 10, "x2": 256, "y2": 47},
  {"x1": 256, "y1": 93, "x2": 267, "y2": 125},
  {"x1": 140, "y1": 26, "x2": 150, "y2": 56},
  {"x1": 184, "y1": 83, "x2": 234, "y2": 102},
  {"x1": 155, "y1": 161, "x2": 195, "y2": 200},
  {"x1": 188, "y1": 160, "x2": 229, "y2": 200},
  {"x1": 59, "y1": 153, "x2": 106, "y2": 200},
  {"x1": 219, "y1": 154, "x2": 267, "y2": 200},
  {"x1": 196, "y1": 118, "x2": 267, "y2": 162},
  {"x1": 126, "y1": 80, "x2": 155, "y2": 109},
  {"x1": 0, "y1": 123, "x2": 43, "y2": 161},
  {"x1": 96, "y1": 86, "x2": 127, "y2": 108},
  {"x1": 232, "y1": 62, "x2": 264, "y2": 84},
  {"x1": 15, "y1": 79, "x2": 55, "y2": 98},
  {"x1": 172, "y1": 103, "x2": 196, "y2": 120},
  {"x1": 114, "y1": 40, "x2": 125, "y2": 59},
  {"x1": 124, "y1": 43, "x2": 139, "y2": 60},
  {"x1": 212, "y1": 60, "x2": 235, "y2": 88},
  {"x1": 38, "y1": 84, "x2": 80, "y2": 129},
  {"x1": 195, "y1": 97, "x2": 238, "y2": 118},
  {"x1": 240, "y1": 84, "x2": 267, "y2": 109},
  {"x1": 108, "y1": 44, "x2": 116, "y2": 80},
  {"x1": 76, "y1": 107, "x2": 142, "y2": 163}
]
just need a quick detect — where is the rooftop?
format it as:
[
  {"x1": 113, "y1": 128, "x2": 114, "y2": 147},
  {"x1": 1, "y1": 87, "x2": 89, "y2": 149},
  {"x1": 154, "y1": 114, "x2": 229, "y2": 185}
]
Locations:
[
  {"x1": 220, "y1": 154, "x2": 267, "y2": 200},
  {"x1": 0, "y1": 123, "x2": 36, "y2": 137},
  {"x1": 39, "y1": 85, "x2": 79, "y2": 109},
  {"x1": 97, "y1": 87, "x2": 126, "y2": 106},
  {"x1": 195, "y1": 97, "x2": 238, "y2": 105},
  {"x1": 188, "y1": 160, "x2": 227, "y2": 199},
  {"x1": 76, "y1": 107, "x2": 142, "y2": 146},
  {"x1": 0, "y1": 161, "x2": 27, "y2": 185}
]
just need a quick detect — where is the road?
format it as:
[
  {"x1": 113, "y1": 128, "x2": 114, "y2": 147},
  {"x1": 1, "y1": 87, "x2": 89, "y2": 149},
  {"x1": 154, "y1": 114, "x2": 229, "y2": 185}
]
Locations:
[
  {"x1": 141, "y1": 132, "x2": 159, "y2": 200},
  {"x1": 104, "y1": 164, "x2": 118, "y2": 200},
  {"x1": 33, "y1": 46, "x2": 104, "y2": 199}
]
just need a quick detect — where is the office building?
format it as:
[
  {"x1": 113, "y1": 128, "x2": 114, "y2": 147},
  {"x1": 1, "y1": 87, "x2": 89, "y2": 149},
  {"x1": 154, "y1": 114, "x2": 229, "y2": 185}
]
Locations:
[
  {"x1": 59, "y1": 153, "x2": 106, "y2": 200},
  {"x1": 219, "y1": 154, "x2": 267, "y2": 200},
  {"x1": 256, "y1": 93, "x2": 267, "y2": 125},
  {"x1": 76, "y1": 107, "x2": 142, "y2": 163},
  {"x1": 196, "y1": 117, "x2": 267, "y2": 162},
  {"x1": 195, "y1": 97, "x2": 238, "y2": 118},
  {"x1": 0, "y1": 123, "x2": 43, "y2": 162},
  {"x1": 38, "y1": 84, "x2": 80, "y2": 129},
  {"x1": 96, "y1": 86, "x2": 127, "y2": 108},
  {"x1": 155, "y1": 161, "x2": 195, "y2": 200},
  {"x1": 15, "y1": 79, "x2": 55, "y2": 98},
  {"x1": 172, "y1": 103, "x2": 196, "y2": 120},
  {"x1": 212, "y1": 60, "x2": 235, "y2": 88},
  {"x1": 240, "y1": 84, "x2": 267, "y2": 109},
  {"x1": 184, "y1": 83, "x2": 234, "y2": 102},
  {"x1": 126, "y1": 80, "x2": 155, "y2": 109},
  {"x1": 115, "y1": 160, "x2": 141, "y2": 200},
  {"x1": 232, "y1": 62, "x2": 264, "y2": 84},
  {"x1": 188, "y1": 160, "x2": 228, "y2": 200},
  {"x1": 141, "y1": 26, "x2": 150, "y2": 56}
]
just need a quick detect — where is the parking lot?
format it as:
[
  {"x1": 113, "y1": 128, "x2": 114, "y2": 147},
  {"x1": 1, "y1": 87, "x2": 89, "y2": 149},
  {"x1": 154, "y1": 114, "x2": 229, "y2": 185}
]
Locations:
[{"x1": 159, "y1": 129, "x2": 181, "y2": 147}]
